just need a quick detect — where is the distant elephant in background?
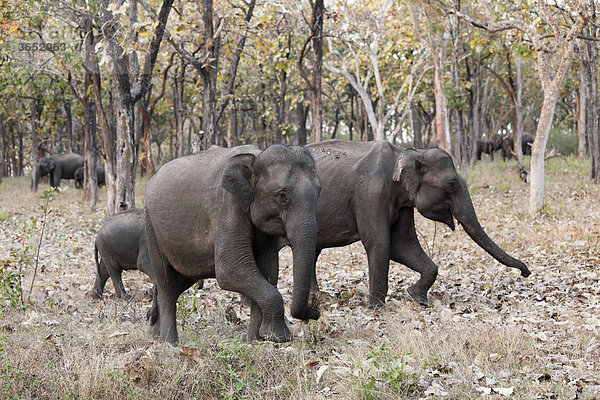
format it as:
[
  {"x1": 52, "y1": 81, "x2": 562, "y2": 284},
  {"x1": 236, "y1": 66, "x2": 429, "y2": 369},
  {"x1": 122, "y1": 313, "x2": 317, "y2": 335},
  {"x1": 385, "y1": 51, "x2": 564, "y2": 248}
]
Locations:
[
  {"x1": 75, "y1": 165, "x2": 106, "y2": 189},
  {"x1": 307, "y1": 140, "x2": 530, "y2": 307},
  {"x1": 32, "y1": 153, "x2": 84, "y2": 191},
  {"x1": 90, "y1": 208, "x2": 153, "y2": 299},
  {"x1": 502, "y1": 133, "x2": 535, "y2": 159},
  {"x1": 476, "y1": 134, "x2": 504, "y2": 161},
  {"x1": 476, "y1": 140, "x2": 495, "y2": 161},
  {"x1": 522, "y1": 133, "x2": 534, "y2": 155}
]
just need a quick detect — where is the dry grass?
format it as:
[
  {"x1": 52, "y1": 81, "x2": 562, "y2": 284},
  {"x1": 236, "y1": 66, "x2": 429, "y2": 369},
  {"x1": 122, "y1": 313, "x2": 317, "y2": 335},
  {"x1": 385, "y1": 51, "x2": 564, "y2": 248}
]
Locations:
[{"x1": 0, "y1": 156, "x2": 599, "y2": 399}]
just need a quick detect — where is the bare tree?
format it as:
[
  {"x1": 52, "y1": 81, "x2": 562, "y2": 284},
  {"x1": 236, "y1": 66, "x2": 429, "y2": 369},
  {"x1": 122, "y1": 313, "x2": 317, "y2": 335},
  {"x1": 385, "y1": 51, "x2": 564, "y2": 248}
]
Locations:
[
  {"x1": 409, "y1": 3, "x2": 451, "y2": 152},
  {"x1": 453, "y1": 0, "x2": 591, "y2": 212},
  {"x1": 324, "y1": 0, "x2": 427, "y2": 142},
  {"x1": 99, "y1": 0, "x2": 174, "y2": 212}
]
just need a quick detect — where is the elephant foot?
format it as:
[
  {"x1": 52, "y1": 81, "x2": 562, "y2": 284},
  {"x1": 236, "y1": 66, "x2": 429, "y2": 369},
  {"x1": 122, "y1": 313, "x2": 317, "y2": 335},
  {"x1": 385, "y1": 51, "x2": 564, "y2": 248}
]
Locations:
[
  {"x1": 88, "y1": 289, "x2": 103, "y2": 300},
  {"x1": 115, "y1": 292, "x2": 132, "y2": 301},
  {"x1": 407, "y1": 285, "x2": 429, "y2": 308},
  {"x1": 259, "y1": 317, "x2": 292, "y2": 343}
]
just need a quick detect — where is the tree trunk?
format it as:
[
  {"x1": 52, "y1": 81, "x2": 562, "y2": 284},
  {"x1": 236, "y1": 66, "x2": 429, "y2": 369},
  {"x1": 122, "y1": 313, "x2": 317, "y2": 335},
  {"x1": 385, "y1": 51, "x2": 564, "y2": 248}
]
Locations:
[
  {"x1": 173, "y1": 64, "x2": 186, "y2": 158},
  {"x1": 226, "y1": 99, "x2": 238, "y2": 147},
  {"x1": 529, "y1": 4, "x2": 589, "y2": 213},
  {"x1": 100, "y1": 0, "x2": 173, "y2": 212},
  {"x1": 201, "y1": 0, "x2": 218, "y2": 145},
  {"x1": 310, "y1": 0, "x2": 324, "y2": 143},
  {"x1": 0, "y1": 114, "x2": 4, "y2": 185},
  {"x1": 580, "y1": 6, "x2": 600, "y2": 182},
  {"x1": 29, "y1": 100, "x2": 42, "y2": 192},
  {"x1": 296, "y1": 100, "x2": 308, "y2": 146},
  {"x1": 513, "y1": 56, "x2": 524, "y2": 161},
  {"x1": 432, "y1": 45, "x2": 450, "y2": 152},
  {"x1": 82, "y1": 8, "x2": 98, "y2": 206},
  {"x1": 63, "y1": 100, "x2": 73, "y2": 153},
  {"x1": 450, "y1": 14, "x2": 465, "y2": 170},
  {"x1": 576, "y1": 85, "x2": 588, "y2": 158},
  {"x1": 410, "y1": 102, "x2": 422, "y2": 148}
]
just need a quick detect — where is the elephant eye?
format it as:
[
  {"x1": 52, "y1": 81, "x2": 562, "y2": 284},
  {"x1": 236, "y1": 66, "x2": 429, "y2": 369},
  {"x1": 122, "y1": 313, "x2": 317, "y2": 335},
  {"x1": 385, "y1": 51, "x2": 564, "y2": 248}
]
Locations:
[
  {"x1": 275, "y1": 190, "x2": 289, "y2": 205},
  {"x1": 447, "y1": 180, "x2": 457, "y2": 193}
]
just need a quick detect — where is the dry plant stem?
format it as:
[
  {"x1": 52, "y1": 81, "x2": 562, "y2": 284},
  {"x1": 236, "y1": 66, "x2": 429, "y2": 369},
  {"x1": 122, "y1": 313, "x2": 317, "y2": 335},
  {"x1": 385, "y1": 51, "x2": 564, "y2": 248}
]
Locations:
[
  {"x1": 509, "y1": 145, "x2": 530, "y2": 183},
  {"x1": 29, "y1": 210, "x2": 48, "y2": 302}
]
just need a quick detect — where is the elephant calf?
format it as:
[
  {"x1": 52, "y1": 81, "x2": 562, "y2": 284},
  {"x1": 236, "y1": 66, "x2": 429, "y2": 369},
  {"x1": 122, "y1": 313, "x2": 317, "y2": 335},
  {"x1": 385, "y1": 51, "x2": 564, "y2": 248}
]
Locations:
[
  {"x1": 90, "y1": 208, "x2": 153, "y2": 299},
  {"x1": 75, "y1": 165, "x2": 106, "y2": 189}
]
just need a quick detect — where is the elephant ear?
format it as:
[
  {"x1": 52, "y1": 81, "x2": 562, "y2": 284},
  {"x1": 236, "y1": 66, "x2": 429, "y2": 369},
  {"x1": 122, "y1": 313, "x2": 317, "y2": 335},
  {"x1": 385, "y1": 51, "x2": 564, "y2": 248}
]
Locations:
[
  {"x1": 221, "y1": 153, "x2": 257, "y2": 212},
  {"x1": 47, "y1": 158, "x2": 57, "y2": 171},
  {"x1": 392, "y1": 148, "x2": 423, "y2": 202}
]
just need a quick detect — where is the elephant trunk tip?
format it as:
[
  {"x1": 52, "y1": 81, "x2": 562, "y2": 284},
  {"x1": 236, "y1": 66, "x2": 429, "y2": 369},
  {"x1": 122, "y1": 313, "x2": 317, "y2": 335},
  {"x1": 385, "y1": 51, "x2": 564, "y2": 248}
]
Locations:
[{"x1": 519, "y1": 262, "x2": 531, "y2": 277}]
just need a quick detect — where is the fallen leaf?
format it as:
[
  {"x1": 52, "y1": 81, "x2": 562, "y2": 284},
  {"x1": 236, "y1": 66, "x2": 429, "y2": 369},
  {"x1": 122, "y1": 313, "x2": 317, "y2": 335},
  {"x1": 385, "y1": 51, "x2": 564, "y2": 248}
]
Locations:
[
  {"x1": 493, "y1": 387, "x2": 514, "y2": 396},
  {"x1": 477, "y1": 386, "x2": 492, "y2": 395},
  {"x1": 180, "y1": 346, "x2": 203, "y2": 364},
  {"x1": 316, "y1": 365, "x2": 328, "y2": 383}
]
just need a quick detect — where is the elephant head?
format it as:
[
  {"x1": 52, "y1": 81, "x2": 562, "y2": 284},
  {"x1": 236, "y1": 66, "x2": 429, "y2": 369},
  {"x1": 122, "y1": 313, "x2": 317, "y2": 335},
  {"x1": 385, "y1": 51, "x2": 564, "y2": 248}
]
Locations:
[
  {"x1": 222, "y1": 145, "x2": 321, "y2": 321},
  {"x1": 33, "y1": 156, "x2": 57, "y2": 192},
  {"x1": 394, "y1": 148, "x2": 530, "y2": 277}
]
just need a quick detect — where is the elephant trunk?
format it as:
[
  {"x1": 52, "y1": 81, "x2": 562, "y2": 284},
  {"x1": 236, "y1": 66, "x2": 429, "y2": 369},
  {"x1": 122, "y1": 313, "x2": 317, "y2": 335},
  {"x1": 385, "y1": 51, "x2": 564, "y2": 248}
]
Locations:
[
  {"x1": 453, "y1": 187, "x2": 531, "y2": 277},
  {"x1": 287, "y1": 212, "x2": 320, "y2": 321}
]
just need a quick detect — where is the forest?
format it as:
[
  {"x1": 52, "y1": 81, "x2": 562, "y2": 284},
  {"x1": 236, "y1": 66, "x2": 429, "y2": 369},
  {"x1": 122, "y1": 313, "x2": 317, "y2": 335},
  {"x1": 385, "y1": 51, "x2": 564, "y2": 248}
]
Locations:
[{"x1": 0, "y1": 0, "x2": 599, "y2": 399}]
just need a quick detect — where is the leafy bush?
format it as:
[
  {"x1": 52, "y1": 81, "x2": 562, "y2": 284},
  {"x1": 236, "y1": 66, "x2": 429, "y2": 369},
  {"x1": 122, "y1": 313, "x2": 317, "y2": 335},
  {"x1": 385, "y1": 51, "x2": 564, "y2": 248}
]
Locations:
[{"x1": 548, "y1": 128, "x2": 579, "y2": 155}]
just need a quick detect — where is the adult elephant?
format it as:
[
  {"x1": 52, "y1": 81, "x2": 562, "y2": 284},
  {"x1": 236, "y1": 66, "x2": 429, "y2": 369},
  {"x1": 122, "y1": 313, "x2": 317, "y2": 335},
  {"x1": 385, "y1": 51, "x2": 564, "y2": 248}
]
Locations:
[
  {"x1": 502, "y1": 133, "x2": 535, "y2": 158},
  {"x1": 74, "y1": 165, "x2": 106, "y2": 189},
  {"x1": 145, "y1": 144, "x2": 321, "y2": 344},
  {"x1": 307, "y1": 140, "x2": 530, "y2": 307},
  {"x1": 32, "y1": 153, "x2": 84, "y2": 191}
]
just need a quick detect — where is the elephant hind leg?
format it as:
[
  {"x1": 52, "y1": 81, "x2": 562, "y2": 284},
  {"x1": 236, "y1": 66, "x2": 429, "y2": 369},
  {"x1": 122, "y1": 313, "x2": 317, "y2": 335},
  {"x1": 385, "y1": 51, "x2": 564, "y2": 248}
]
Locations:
[
  {"x1": 390, "y1": 210, "x2": 438, "y2": 307},
  {"x1": 355, "y1": 204, "x2": 392, "y2": 307},
  {"x1": 99, "y1": 251, "x2": 129, "y2": 299},
  {"x1": 89, "y1": 259, "x2": 110, "y2": 299}
]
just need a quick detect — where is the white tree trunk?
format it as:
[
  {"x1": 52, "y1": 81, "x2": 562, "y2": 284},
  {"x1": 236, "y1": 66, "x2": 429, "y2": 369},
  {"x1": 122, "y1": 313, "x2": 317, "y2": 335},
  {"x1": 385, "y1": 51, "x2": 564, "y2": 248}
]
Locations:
[{"x1": 529, "y1": 94, "x2": 557, "y2": 212}]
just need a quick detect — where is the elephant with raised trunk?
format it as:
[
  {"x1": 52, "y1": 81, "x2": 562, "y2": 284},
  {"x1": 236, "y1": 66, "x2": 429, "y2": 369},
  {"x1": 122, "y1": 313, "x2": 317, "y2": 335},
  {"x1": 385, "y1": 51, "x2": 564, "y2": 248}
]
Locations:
[
  {"x1": 144, "y1": 144, "x2": 321, "y2": 344},
  {"x1": 32, "y1": 153, "x2": 84, "y2": 191},
  {"x1": 307, "y1": 140, "x2": 530, "y2": 307}
]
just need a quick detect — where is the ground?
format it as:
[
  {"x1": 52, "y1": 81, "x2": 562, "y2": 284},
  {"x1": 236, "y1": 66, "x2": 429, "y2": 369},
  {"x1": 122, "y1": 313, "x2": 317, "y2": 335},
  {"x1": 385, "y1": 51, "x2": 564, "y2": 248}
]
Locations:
[{"x1": 0, "y1": 156, "x2": 599, "y2": 399}]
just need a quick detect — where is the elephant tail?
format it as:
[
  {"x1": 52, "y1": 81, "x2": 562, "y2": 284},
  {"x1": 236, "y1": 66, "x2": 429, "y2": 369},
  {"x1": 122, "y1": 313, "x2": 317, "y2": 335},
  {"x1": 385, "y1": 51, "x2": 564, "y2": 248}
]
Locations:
[{"x1": 94, "y1": 243, "x2": 100, "y2": 277}]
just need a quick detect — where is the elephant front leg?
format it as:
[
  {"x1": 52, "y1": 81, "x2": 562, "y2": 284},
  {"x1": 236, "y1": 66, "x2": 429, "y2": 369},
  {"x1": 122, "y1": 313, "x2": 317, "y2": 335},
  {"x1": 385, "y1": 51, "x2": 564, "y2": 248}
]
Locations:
[
  {"x1": 390, "y1": 210, "x2": 438, "y2": 307},
  {"x1": 246, "y1": 238, "x2": 280, "y2": 342},
  {"x1": 217, "y1": 245, "x2": 291, "y2": 343}
]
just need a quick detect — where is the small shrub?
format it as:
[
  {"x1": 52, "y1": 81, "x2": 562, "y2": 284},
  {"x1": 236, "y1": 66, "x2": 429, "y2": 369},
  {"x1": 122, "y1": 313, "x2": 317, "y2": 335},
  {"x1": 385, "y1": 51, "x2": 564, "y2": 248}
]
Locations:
[{"x1": 353, "y1": 345, "x2": 420, "y2": 399}]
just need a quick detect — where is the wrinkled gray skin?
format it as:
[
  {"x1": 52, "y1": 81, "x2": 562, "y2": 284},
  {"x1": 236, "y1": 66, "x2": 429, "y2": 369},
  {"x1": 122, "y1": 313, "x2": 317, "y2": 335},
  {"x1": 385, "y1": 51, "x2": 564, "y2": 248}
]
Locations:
[
  {"x1": 32, "y1": 153, "x2": 84, "y2": 191},
  {"x1": 75, "y1": 165, "x2": 106, "y2": 189},
  {"x1": 89, "y1": 208, "x2": 152, "y2": 299},
  {"x1": 306, "y1": 140, "x2": 531, "y2": 307},
  {"x1": 144, "y1": 144, "x2": 321, "y2": 344}
]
